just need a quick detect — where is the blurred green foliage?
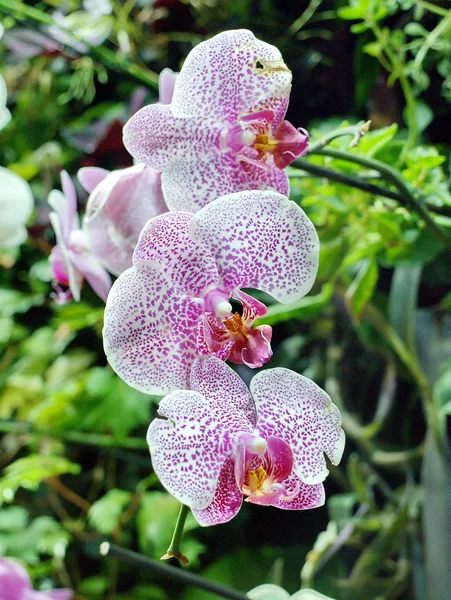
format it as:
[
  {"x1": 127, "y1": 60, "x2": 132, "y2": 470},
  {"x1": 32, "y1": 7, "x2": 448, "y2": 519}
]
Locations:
[{"x1": 0, "y1": 1, "x2": 450, "y2": 599}]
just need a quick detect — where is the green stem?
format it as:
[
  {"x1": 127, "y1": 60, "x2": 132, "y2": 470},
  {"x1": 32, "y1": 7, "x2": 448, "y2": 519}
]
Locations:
[
  {"x1": 308, "y1": 121, "x2": 371, "y2": 154},
  {"x1": 286, "y1": 0, "x2": 323, "y2": 35},
  {"x1": 99, "y1": 542, "x2": 249, "y2": 600},
  {"x1": 417, "y1": 0, "x2": 449, "y2": 16},
  {"x1": 414, "y1": 11, "x2": 451, "y2": 69},
  {"x1": 313, "y1": 147, "x2": 451, "y2": 250},
  {"x1": 161, "y1": 503, "x2": 190, "y2": 564},
  {"x1": 0, "y1": 420, "x2": 148, "y2": 450},
  {"x1": 0, "y1": 0, "x2": 158, "y2": 89}
]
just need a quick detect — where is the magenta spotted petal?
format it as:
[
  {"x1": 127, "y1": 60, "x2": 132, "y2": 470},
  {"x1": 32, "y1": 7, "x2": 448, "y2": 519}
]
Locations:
[
  {"x1": 79, "y1": 164, "x2": 167, "y2": 275},
  {"x1": 147, "y1": 387, "x2": 254, "y2": 509},
  {"x1": 190, "y1": 191, "x2": 319, "y2": 302},
  {"x1": 103, "y1": 262, "x2": 204, "y2": 394},
  {"x1": 250, "y1": 368, "x2": 345, "y2": 485},
  {"x1": 123, "y1": 30, "x2": 308, "y2": 213}
]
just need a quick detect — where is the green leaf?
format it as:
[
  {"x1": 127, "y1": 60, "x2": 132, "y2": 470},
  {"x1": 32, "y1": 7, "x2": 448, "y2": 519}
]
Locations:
[
  {"x1": 327, "y1": 493, "x2": 357, "y2": 528},
  {"x1": 256, "y1": 284, "x2": 334, "y2": 326},
  {"x1": 355, "y1": 123, "x2": 398, "y2": 156},
  {"x1": 388, "y1": 264, "x2": 422, "y2": 353},
  {"x1": 88, "y1": 489, "x2": 132, "y2": 535},
  {"x1": 0, "y1": 454, "x2": 81, "y2": 505},
  {"x1": 345, "y1": 259, "x2": 378, "y2": 318}
]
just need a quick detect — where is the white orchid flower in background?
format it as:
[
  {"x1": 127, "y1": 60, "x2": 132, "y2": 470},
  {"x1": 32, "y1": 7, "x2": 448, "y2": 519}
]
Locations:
[
  {"x1": 247, "y1": 584, "x2": 336, "y2": 600},
  {"x1": 0, "y1": 167, "x2": 34, "y2": 248}
]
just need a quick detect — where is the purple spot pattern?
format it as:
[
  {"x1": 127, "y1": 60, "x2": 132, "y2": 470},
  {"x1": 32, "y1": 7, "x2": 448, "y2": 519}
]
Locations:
[
  {"x1": 103, "y1": 191, "x2": 320, "y2": 393},
  {"x1": 250, "y1": 368, "x2": 345, "y2": 485},
  {"x1": 123, "y1": 30, "x2": 300, "y2": 212},
  {"x1": 190, "y1": 191, "x2": 319, "y2": 303},
  {"x1": 147, "y1": 357, "x2": 344, "y2": 525},
  {"x1": 133, "y1": 211, "x2": 219, "y2": 297},
  {"x1": 82, "y1": 164, "x2": 167, "y2": 275},
  {"x1": 103, "y1": 262, "x2": 204, "y2": 394},
  {"x1": 147, "y1": 388, "x2": 254, "y2": 509}
]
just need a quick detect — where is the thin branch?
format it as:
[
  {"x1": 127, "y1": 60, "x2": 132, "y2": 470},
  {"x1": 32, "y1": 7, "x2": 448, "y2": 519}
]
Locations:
[
  {"x1": 99, "y1": 542, "x2": 250, "y2": 600},
  {"x1": 313, "y1": 147, "x2": 451, "y2": 250},
  {"x1": 161, "y1": 504, "x2": 190, "y2": 564},
  {"x1": 0, "y1": 420, "x2": 148, "y2": 450}
]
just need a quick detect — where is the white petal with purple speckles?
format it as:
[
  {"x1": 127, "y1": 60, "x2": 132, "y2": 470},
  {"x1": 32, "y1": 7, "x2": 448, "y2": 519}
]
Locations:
[
  {"x1": 103, "y1": 262, "x2": 204, "y2": 394},
  {"x1": 190, "y1": 356, "x2": 256, "y2": 427},
  {"x1": 250, "y1": 368, "x2": 345, "y2": 484},
  {"x1": 189, "y1": 191, "x2": 319, "y2": 303},
  {"x1": 148, "y1": 391, "x2": 247, "y2": 509},
  {"x1": 192, "y1": 457, "x2": 243, "y2": 526},
  {"x1": 133, "y1": 212, "x2": 219, "y2": 297},
  {"x1": 171, "y1": 29, "x2": 291, "y2": 122}
]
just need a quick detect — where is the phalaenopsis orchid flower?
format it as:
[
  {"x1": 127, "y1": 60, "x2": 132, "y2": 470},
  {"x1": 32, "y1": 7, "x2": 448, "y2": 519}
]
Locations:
[
  {"x1": 0, "y1": 558, "x2": 73, "y2": 600},
  {"x1": 103, "y1": 190, "x2": 319, "y2": 394},
  {"x1": 123, "y1": 29, "x2": 309, "y2": 213},
  {"x1": 147, "y1": 356, "x2": 345, "y2": 526},
  {"x1": 78, "y1": 164, "x2": 167, "y2": 275},
  {"x1": 48, "y1": 171, "x2": 111, "y2": 302}
]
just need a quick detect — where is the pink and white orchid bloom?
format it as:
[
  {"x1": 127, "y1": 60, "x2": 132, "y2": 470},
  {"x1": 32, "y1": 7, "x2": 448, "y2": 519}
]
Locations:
[
  {"x1": 123, "y1": 29, "x2": 308, "y2": 213},
  {"x1": 0, "y1": 558, "x2": 73, "y2": 600},
  {"x1": 147, "y1": 356, "x2": 345, "y2": 526},
  {"x1": 103, "y1": 190, "x2": 319, "y2": 395},
  {"x1": 78, "y1": 164, "x2": 168, "y2": 275},
  {"x1": 48, "y1": 171, "x2": 111, "y2": 302}
]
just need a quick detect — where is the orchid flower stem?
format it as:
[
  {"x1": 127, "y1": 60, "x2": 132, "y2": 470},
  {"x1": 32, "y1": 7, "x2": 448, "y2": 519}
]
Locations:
[
  {"x1": 0, "y1": 420, "x2": 148, "y2": 450},
  {"x1": 0, "y1": 0, "x2": 159, "y2": 89},
  {"x1": 307, "y1": 121, "x2": 371, "y2": 154},
  {"x1": 312, "y1": 147, "x2": 451, "y2": 250},
  {"x1": 99, "y1": 542, "x2": 250, "y2": 600},
  {"x1": 162, "y1": 503, "x2": 190, "y2": 564}
]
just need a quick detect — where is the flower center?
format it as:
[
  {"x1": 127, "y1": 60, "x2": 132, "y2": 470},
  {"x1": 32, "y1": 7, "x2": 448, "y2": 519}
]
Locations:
[{"x1": 243, "y1": 465, "x2": 268, "y2": 497}]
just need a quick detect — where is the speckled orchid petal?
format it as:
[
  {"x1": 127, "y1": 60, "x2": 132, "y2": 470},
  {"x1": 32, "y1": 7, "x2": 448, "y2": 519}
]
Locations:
[
  {"x1": 250, "y1": 368, "x2": 345, "y2": 485},
  {"x1": 78, "y1": 166, "x2": 109, "y2": 193},
  {"x1": 189, "y1": 191, "x2": 319, "y2": 303},
  {"x1": 147, "y1": 385, "x2": 253, "y2": 509},
  {"x1": 123, "y1": 104, "x2": 220, "y2": 173},
  {"x1": 80, "y1": 164, "x2": 167, "y2": 275},
  {"x1": 190, "y1": 356, "x2": 256, "y2": 427},
  {"x1": 161, "y1": 152, "x2": 289, "y2": 213},
  {"x1": 133, "y1": 211, "x2": 219, "y2": 297},
  {"x1": 159, "y1": 68, "x2": 178, "y2": 105},
  {"x1": 267, "y1": 473, "x2": 325, "y2": 510},
  {"x1": 103, "y1": 262, "x2": 204, "y2": 394},
  {"x1": 170, "y1": 29, "x2": 291, "y2": 122},
  {"x1": 0, "y1": 558, "x2": 32, "y2": 600},
  {"x1": 192, "y1": 457, "x2": 243, "y2": 526}
]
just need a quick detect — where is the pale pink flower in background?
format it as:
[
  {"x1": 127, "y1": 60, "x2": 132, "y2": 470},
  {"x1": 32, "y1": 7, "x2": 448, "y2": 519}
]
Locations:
[
  {"x1": 103, "y1": 190, "x2": 319, "y2": 394},
  {"x1": 48, "y1": 171, "x2": 111, "y2": 302},
  {"x1": 147, "y1": 356, "x2": 345, "y2": 526},
  {"x1": 123, "y1": 29, "x2": 309, "y2": 213},
  {"x1": 78, "y1": 164, "x2": 167, "y2": 275},
  {"x1": 0, "y1": 558, "x2": 72, "y2": 600}
]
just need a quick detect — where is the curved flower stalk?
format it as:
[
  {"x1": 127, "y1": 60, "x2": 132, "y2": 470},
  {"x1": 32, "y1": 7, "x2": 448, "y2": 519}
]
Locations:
[
  {"x1": 103, "y1": 190, "x2": 319, "y2": 394},
  {"x1": 78, "y1": 164, "x2": 168, "y2": 275},
  {"x1": 123, "y1": 29, "x2": 309, "y2": 213},
  {"x1": 0, "y1": 558, "x2": 72, "y2": 600},
  {"x1": 247, "y1": 585, "x2": 336, "y2": 600},
  {"x1": 48, "y1": 171, "x2": 111, "y2": 302},
  {"x1": 147, "y1": 356, "x2": 345, "y2": 526},
  {"x1": 0, "y1": 167, "x2": 34, "y2": 248}
]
